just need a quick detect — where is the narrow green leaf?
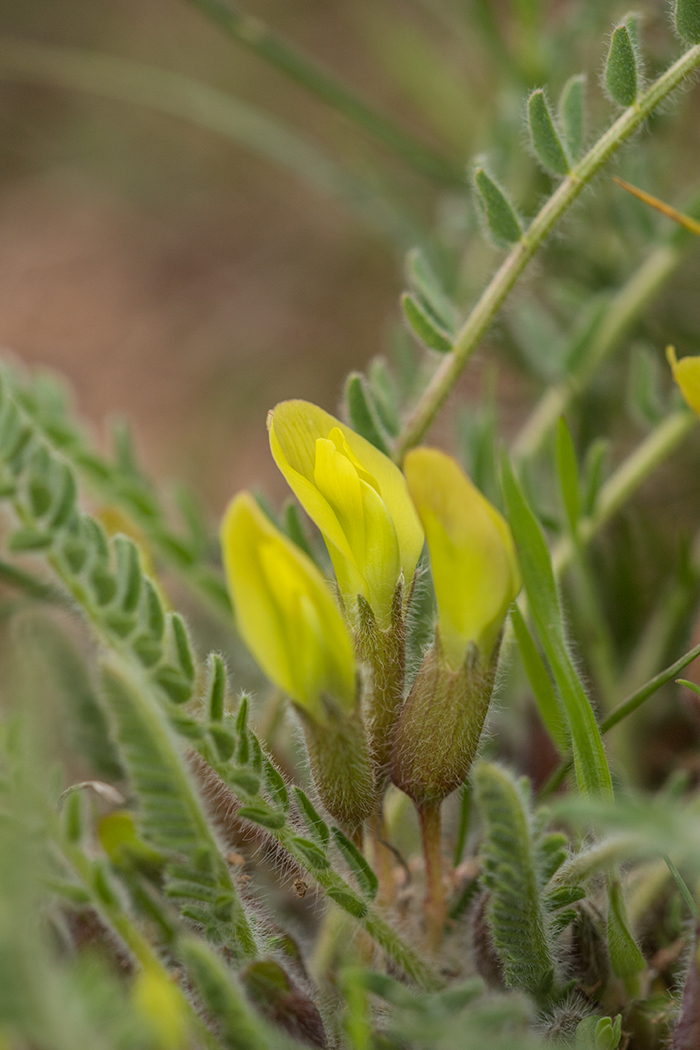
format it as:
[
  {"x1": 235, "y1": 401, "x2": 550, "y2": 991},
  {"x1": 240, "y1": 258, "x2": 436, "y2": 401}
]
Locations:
[
  {"x1": 326, "y1": 886, "x2": 368, "y2": 918},
  {"x1": 544, "y1": 885, "x2": 586, "y2": 910},
  {"x1": 237, "y1": 806, "x2": 286, "y2": 831},
  {"x1": 293, "y1": 786, "x2": 330, "y2": 847},
  {"x1": 226, "y1": 769, "x2": 260, "y2": 795},
  {"x1": 170, "y1": 613, "x2": 195, "y2": 682},
  {"x1": 142, "y1": 579, "x2": 165, "y2": 640},
  {"x1": 262, "y1": 759, "x2": 289, "y2": 812},
  {"x1": 289, "y1": 835, "x2": 329, "y2": 870},
  {"x1": 46, "y1": 466, "x2": 76, "y2": 533},
  {"x1": 605, "y1": 24, "x2": 639, "y2": 107},
  {"x1": 236, "y1": 695, "x2": 249, "y2": 736},
  {"x1": 676, "y1": 0, "x2": 700, "y2": 43},
  {"x1": 207, "y1": 653, "x2": 227, "y2": 721},
  {"x1": 248, "y1": 732, "x2": 263, "y2": 774},
  {"x1": 344, "y1": 372, "x2": 391, "y2": 453},
  {"x1": 154, "y1": 665, "x2": 193, "y2": 705},
  {"x1": 331, "y1": 826, "x2": 379, "y2": 900},
  {"x1": 84, "y1": 516, "x2": 109, "y2": 561},
  {"x1": 210, "y1": 725, "x2": 236, "y2": 761},
  {"x1": 606, "y1": 876, "x2": 645, "y2": 982},
  {"x1": 405, "y1": 247, "x2": 458, "y2": 332},
  {"x1": 501, "y1": 454, "x2": 613, "y2": 800},
  {"x1": 528, "y1": 89, "x2": 570, "y2": 176},
  {"x1": 61, "y1": 789, "x2": 86, "y2": 844},
  {"x1": 90, "y1": 564, "x2": 117, "y2": 606},
  {"x1": 178, "y1": 937, "x2": 269, "y2": 1050},
  {"x1": 113, "y1": 535, "x2": 141, "y2": 614},
  {"x1": 537, "y1": 831, "x2": 568, "y2": 881},
  {"x1": 555, "y1": 417, "x2": 580, "y2": 535},
  {"x1": 401, "y1": 293, "x2": 453, "y2": 354},
  {"x1": 8, "y1": 527, "x2": 52, "y2": 552},
  {"x1": 473, "y1": 167, "x2": 523, "y2": 248},
  {"x1": 558, "y1": 74, "x2": 586, "y2": 161},
  {"x1": 27, "y1": 446, "x2": 52, "y2": 518},
  {"x1": 510, "y1": 605, "x2": 568, "y2": 753},
  {"x1": 132, "y1": 635, "x2": 163, "y2": 668}
]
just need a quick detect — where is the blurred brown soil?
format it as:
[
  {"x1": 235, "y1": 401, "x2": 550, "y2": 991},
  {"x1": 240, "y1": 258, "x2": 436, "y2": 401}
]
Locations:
[{"x1": 0, "y1": 172, "x2": 397, "y2": 512}]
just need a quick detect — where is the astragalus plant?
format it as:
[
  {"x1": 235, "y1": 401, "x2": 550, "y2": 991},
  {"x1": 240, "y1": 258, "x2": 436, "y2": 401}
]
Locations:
[{"x1": 5, "y1": 1, "x2": 700, "y2": 1048}]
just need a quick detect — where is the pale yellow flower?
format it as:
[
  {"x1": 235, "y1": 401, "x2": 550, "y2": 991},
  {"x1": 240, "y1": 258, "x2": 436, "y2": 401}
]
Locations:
[
  {"x1": 667, "y1": 345, "x2": 700, "y2": 417},
  {"x1": 221, "y1": 492, "x2": 355, "y2": 717},
  {"x1": 404, "y1": 447, "x2": 520, "y2": 669},
  {"x1": 268, "y1": 400, "x2": 424, "y2": 625}
]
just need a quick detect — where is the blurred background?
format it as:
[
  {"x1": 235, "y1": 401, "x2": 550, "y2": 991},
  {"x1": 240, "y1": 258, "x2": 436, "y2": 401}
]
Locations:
[
  {"x1": 3, "y1": 0, "x2": 700, "y2": 751},
  {"x1": 2, "y1": 0, "x2": 698, "y2": 519}
]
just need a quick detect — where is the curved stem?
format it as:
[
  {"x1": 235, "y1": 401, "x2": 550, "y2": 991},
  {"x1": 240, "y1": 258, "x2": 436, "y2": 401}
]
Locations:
[
  {"x1": 55, "y1": 830, "x2": 222, "y2": 1050},
  {"x1": 393, "y1": 43, "x2": 700, "y2": 461},
  {"x1": 538, "y1": 640, "x2": 700, "y2": 800},
  {"x1": 512, "y1": 241, "x2": 687, "y2": 462},
  {"x1": 183, "y1": 0, "x2": 464, "y2": 186},
  {"x1": 552, "y1": 410, "x2": 696, "y2": 579}
]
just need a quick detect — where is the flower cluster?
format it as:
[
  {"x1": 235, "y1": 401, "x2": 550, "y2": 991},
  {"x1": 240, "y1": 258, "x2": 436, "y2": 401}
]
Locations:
[{"x1": 221, "y1": 400, "x2": 520, "y2": 826}]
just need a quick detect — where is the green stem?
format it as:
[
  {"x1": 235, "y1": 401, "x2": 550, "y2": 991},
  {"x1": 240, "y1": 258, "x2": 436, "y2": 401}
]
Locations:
[
  {"x1": 552, "y1": 410, "x2": 696, "y2": 578},
  {"x1": 183, "y1": 0, "x2": 463, "y2": 186},
  {"x1": 617, "y1": 527, "x2": 700, "y2": 698},
  {"x1": 512, "y1": 241, "x2": 687, "y2": 461},
  {"x1": 417, "y1": 801, "x2": 446, "y2": 954},
  {"x1": 567, "y1": 550, "x2": 619, "y2": 709},
  {"x1": 393, "y1": 43, "x2": 700, "y2": 461},
  {"x1": 453, "y1": 782, "x2": 471, "y2": 868},
  {"x1": 662, "y1": 853, "x2": 699, "y2": 920},
  {"x1": 538, "y1": 641, "x2": 700, "y2": 800}
]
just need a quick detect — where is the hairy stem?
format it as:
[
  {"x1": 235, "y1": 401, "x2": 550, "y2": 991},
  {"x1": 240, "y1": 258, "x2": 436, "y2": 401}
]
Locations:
[
  {"x1": 513, "y1": 240, "x2": 689, "y2": 461},
  {"x1": 55, "y1": 829, "x2": 222, "y2": 1050},
  {"x1": 418, "y1": 801, "x2": 446, "y2": 953},
  {"x1": 552, "y1": 410, "x2": 696, "y2": 578},
  {"x1": 538, "y1": 640, "x2": 700, "y2": 800},
  {"x1": 393, "y1": 43, "x2": 700, "y2": 461}
]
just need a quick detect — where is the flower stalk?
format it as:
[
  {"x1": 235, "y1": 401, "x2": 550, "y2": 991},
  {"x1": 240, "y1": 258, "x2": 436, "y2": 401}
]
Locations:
[{"x1": 417, "y1": 801, "x2": 446, "y2": 953}]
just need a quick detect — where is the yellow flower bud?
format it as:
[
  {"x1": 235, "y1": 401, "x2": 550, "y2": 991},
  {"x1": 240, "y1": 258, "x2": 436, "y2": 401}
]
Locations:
[
  {"x1": 667, "y1": 345, "x2": 700, "y2": 416},
  {"x1": 268, "y1": 400, "x2": 424, "y2": 626},
  {"x1": 404, "y1": 447, "x2": 520, "y2": 670},
  {"x1": 132, "y1": 966, "x2": 188, "y2": 1050},
  {"x1": 220, "y1": 492, "x2": 356, "y2": 719}
]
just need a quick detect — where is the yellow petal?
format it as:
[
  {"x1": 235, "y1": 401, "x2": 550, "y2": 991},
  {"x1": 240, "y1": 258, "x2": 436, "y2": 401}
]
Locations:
[
  {"x1": 667, "y1": 345, "x2": 700, "y2": 417},
  {"x1": 268, "y1": 400, "x2": 424, "y2": 618},
  {"x1": 358, "y1": 477, "x2": 401, "y2": 619},
  {"x1": 220, "y1": 493, "x2": 356, "y2": 715},
  {"x1": 313, "y1": 437, "x2": 367, "y2": 573},
  {"x1": 404, "y1": 448, "x2": 520, "y2": 669},
  {"x1": 133, "y1": 967, "x2": 188, "y2": 1050}
]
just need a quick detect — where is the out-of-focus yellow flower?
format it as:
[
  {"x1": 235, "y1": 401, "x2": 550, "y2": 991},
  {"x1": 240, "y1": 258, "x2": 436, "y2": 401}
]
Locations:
[
  {"x1": 268, "y1": 400, "x2": 424, "y2": 625},
  {"x1": 404, "y1": 448, "x2": 520, "y2": 670},
  {"x1": 132, "y1": 966, "x2": 188, "y2": 1050},
  {"x1": 221, "y1": 492, "x2": 356, "y2": 718},
  {"x1": 667, "y1": 346, "x2": 700, "y2": 417}
]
